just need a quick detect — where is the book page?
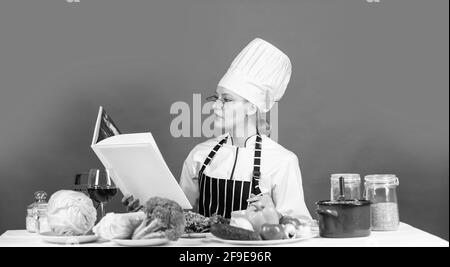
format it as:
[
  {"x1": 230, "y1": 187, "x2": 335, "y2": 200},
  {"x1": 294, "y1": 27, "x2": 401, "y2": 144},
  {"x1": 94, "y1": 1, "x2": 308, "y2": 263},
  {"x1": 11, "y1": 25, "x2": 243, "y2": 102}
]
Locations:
[
  {"x1": 96, "y1": 133, "x2": 152, "y2": 146},
  {"x1": 92, "y1": 133, "x2": 192, "y2": 209}
]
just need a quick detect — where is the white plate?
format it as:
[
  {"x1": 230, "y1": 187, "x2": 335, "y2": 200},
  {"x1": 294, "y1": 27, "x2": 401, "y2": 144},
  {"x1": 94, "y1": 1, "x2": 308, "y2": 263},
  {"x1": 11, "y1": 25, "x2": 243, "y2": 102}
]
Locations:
[
  {"x1": 112, "y1": 238, "x2": 170, "y2": 247},
  {"x1": 40, "y1": 232, "x2": 98, "y2": 245},
  {"x1": 181, "y1": 232, "x2": 211, "y2": 239},
  {"x1": 208, "y1": 233, "x2": 318, "y2": 246}
]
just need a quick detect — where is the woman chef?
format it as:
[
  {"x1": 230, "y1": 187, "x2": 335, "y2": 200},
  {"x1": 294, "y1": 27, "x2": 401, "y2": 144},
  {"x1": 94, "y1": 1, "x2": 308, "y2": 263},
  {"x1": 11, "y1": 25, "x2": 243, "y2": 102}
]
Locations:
[
  {"x1": 179, "y1": 38, "x2": 310, "y2": 219},
  {"x1": 124, "y1": 38, "x2": 311, "y2": 219}
]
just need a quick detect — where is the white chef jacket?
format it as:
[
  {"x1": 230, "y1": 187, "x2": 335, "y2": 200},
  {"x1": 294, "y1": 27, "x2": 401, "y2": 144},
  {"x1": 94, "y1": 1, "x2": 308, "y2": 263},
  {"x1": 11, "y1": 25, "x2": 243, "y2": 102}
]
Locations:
[{"x1": 179, "y1": 133, "x2": 311, "y2": 218}]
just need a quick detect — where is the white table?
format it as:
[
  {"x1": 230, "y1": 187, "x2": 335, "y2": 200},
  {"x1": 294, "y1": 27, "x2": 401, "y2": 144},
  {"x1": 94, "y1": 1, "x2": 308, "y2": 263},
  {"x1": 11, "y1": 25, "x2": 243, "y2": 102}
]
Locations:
[{"x1": 0, "y1": 223, "x2": 447, "y2": 247}]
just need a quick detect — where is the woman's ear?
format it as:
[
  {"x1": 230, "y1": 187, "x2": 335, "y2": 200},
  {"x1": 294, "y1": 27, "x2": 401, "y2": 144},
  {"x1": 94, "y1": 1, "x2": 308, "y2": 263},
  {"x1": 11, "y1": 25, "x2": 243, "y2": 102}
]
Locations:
[{"x1": 246, "y1": 103, "x2": 258, "y2": 116}]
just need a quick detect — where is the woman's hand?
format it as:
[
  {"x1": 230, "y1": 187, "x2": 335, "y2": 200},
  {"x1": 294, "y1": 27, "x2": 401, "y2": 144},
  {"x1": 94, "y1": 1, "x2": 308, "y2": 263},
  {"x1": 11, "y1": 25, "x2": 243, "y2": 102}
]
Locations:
[
  {"x1": 247, "y1": 193, "x2": 276, "y2": 211},
  {"x1": 121, "y1": 194, "x2": 144, "y2": 212}
]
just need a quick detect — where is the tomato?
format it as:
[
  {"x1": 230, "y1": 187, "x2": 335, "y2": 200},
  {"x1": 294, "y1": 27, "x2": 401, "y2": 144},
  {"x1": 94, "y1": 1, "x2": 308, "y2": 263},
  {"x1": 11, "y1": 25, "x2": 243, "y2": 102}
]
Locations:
[{"x1": 260, "y1": 223, "x2": 285, "y2": 240}]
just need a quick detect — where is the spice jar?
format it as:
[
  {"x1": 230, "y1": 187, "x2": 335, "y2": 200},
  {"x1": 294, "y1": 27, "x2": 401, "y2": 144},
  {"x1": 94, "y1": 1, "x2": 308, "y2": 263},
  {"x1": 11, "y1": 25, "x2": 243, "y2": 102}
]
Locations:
[
  {"x1": 27, "y1": 191, "x2": 50, "y2": 233},
  {"x1": 26, "y1": 202, "x2": 38, "y2": 233},
  {"x1": 364, "y1": 174, "x2": 400, "y2": 231},
  {"x1": 330, "y1": 174, "x2": 361, "y2": 200}
]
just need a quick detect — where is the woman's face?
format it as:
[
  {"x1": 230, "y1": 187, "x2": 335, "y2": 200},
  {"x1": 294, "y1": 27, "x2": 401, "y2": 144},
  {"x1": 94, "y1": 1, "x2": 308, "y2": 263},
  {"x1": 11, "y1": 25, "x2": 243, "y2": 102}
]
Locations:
[{"x1": 212, "y1": 87, "x2": 253, "y2": 131}]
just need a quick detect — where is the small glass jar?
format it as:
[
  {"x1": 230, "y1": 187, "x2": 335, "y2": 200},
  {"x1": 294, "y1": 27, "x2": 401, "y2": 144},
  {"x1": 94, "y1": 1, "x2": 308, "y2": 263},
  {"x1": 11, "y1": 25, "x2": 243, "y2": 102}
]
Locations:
[
  {"x1": 26, "y1": 203, "x2": 38, "y2": 233},
  {"x1": 330, "y1": 174, "x2": 361, "y2": 200},
  {"x1": 35, "y1": 191, "x2": 49, "y2": 233},
  {"x1": 364, "y1": 174, "x2": 400, "y2": 231},
  {"x1": 26, "y1": 191, "x2": 49, "y2": 233}
]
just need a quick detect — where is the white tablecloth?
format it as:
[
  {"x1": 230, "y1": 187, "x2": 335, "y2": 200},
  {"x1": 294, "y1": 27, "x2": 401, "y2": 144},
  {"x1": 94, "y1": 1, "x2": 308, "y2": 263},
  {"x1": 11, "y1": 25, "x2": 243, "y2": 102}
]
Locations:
[{"x1": 0, "y1": 223, "x2": 447, "y2": 247}]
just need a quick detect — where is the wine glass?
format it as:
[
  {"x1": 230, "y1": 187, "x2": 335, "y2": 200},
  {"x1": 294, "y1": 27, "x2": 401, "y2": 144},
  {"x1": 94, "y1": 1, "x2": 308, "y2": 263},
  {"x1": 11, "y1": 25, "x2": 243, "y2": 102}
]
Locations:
[{"x1": 87, "y1": 168, "x2": 118, "y2": 219}]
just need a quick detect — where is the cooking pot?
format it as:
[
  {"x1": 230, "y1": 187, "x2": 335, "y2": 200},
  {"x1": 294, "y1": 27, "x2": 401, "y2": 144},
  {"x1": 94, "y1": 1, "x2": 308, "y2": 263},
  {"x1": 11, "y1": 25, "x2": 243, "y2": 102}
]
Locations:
[{"x1": 316, "y1": 199, "x2": 371, "y2": 238}]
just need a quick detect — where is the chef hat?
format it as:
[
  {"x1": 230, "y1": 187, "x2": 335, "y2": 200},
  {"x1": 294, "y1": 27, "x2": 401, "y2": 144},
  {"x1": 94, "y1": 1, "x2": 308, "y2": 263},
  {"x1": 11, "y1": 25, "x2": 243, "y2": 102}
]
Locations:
[{"x1": 218, "y1": 38, "x2": 292, "y2": 112}]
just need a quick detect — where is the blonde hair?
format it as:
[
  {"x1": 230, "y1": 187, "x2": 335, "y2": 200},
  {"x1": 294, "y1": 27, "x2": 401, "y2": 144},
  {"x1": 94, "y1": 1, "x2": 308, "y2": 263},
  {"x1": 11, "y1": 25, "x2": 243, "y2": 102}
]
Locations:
[{"x1": 256, "y1": 110, "x2": 271, "y2": 137}]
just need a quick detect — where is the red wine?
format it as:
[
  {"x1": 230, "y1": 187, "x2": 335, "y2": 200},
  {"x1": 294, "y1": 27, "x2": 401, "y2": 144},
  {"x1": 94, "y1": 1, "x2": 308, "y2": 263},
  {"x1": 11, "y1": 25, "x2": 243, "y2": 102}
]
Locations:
[{"x1": 87, "y1": 187, "x2": 118, "y2": 203}]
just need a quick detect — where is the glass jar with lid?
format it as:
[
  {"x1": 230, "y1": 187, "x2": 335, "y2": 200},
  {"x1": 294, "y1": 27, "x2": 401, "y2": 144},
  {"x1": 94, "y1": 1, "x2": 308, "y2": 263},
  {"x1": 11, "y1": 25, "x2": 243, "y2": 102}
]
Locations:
[
  {"x1": 26, "y1": 191, "x2": 48, "y2": 232},
  {"x1": 330, "y1": 174, "x2": 361, "y2": 200},
  {"x1": 364, "y1": 174, "x2": 400, "y2": 231},
  {"x1": 36, "y1": 191, "x2": 49, "y2": 233}
]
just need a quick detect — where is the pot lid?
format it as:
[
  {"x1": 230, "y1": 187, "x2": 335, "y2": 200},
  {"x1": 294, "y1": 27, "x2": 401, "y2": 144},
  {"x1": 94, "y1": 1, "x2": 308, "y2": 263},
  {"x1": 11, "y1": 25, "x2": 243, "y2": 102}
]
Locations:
[{"x1": 316, "y1": 199, "x2": 370, "y2": 206}]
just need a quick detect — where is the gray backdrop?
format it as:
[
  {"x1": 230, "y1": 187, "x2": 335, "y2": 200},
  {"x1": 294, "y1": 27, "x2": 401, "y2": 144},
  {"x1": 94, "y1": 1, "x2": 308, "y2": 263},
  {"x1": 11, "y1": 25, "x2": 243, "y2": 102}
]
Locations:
[{"x1": 0, "y1": 0, "x2": 448, "y2": 240}]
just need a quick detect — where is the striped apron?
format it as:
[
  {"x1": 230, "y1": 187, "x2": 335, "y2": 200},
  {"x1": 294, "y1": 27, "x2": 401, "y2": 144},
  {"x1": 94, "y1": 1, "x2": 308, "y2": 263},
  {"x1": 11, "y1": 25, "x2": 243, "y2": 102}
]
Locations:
[{"x1": 198, "y1": 134, "x2": 262, "y2": 218}]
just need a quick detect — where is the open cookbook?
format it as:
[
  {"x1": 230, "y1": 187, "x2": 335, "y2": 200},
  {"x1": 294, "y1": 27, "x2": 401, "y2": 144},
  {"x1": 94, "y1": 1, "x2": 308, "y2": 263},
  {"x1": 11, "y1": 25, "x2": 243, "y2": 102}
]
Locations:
[{"x1": 90, "y1": 106, "x2": 192, "y2": 209}]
